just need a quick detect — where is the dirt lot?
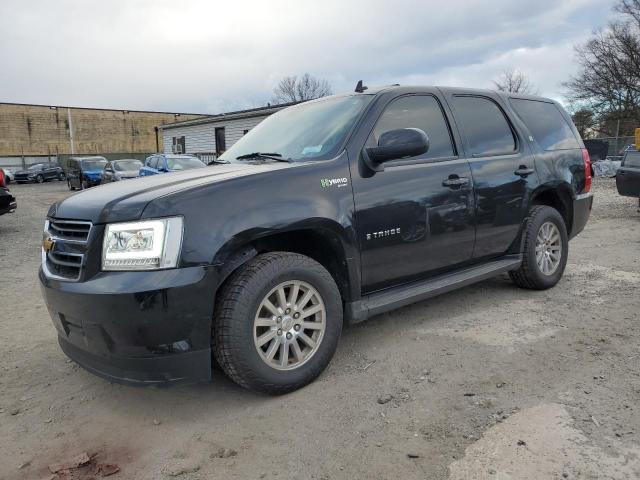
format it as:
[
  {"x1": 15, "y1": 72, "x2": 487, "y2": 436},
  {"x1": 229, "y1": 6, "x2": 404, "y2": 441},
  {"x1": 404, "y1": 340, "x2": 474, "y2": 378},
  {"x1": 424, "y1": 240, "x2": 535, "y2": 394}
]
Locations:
[{"x1": 1, "y1": 178, "x2": 639, "y2": 480}]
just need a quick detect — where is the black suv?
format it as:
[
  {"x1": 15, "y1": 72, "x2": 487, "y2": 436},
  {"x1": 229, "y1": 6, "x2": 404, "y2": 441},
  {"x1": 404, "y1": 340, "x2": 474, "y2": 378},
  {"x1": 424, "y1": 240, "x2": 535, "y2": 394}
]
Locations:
[
  {"x1": 14, "y1": 163, "x2": 65, "y2": 183},
  {"x1": 40, "y1": 86, "x2": 593, "y2": 394}
]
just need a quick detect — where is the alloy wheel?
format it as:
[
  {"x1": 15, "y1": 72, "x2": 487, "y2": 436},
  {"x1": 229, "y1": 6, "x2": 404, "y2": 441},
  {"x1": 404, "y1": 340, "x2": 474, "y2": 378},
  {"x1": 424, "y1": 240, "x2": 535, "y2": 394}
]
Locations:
[
  {"x1": 535, "y1": 221, "x2": 562, "y2": 275},
  {"x1": 253, "y1": 280, "x2": 326, "y2": 370}
]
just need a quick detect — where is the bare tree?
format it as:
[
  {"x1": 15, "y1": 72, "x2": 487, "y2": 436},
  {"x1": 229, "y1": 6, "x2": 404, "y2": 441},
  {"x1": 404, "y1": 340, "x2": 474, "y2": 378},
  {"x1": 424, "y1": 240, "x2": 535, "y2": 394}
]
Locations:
[
  {"x1": 272, "y1": 73, "x2": 332, "y2": 104},
  {"x1": 564, "y1": 0, "x2": 640, "y2": 136},
  {"x1": 493, "y1": 69, "x2": 539, "y2": 94}
]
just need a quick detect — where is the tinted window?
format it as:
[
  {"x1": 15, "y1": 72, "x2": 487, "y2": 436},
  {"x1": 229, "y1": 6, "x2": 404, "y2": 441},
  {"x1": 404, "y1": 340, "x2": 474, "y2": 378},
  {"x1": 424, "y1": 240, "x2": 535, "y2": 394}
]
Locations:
[
  {"x1": 453, "y1": 96, "x2": 516, "y2": 156},
  {"x1": 623, "y1": 151, "x2": 640, "y2": 168},
  {"x1": 370, "y1": 95, "x2": 454, "y2": 159},
  {"x1": 511, "y1": 99, "x2": 579, "y2": 150},
  {"x1": 114, "y1": 160, "x2": 143, "y2": 171}
]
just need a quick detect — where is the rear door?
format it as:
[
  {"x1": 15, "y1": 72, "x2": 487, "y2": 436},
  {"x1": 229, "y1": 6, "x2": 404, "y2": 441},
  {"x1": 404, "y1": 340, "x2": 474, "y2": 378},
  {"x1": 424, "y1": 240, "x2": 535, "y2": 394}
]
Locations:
[
  {"x1": 352, "y1": 92, "x2": 476, "y2": 292},
  {"x1": 445, "y1": 93, "x2": 537, "y2": 259},
  {"x1": 617, "y1": 151, "x2": 640, "y2": 197}
]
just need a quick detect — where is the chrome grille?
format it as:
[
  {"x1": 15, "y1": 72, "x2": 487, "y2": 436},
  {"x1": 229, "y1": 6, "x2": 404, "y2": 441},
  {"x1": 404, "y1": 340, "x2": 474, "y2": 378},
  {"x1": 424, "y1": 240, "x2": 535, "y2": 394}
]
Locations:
[
  {"x1": 43, "y1": 218, "x2": 93, "y2": 282},
  {"x1": 48, "y1": 219, "x2": 92, "y2": 243},
  {"x1": 45, "y1": 251, "x2": 83, "y2": 281}
]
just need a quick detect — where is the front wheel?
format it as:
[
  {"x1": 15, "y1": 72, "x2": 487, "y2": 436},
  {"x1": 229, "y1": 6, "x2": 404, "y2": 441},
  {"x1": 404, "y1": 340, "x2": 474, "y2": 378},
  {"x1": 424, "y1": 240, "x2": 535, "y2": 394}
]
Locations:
[
  {"x1": 213, "y1": 252, "x2": 343, "y2": 394},
  {"x1": 509, "y1": 205, "x2": 568, "y2": 290},
  {"x1": 67, "y1": 179, "x2": 75, "y2": 191},
  {"x1": 36, "y1": 174, "x2": 44, "y2": 184}
]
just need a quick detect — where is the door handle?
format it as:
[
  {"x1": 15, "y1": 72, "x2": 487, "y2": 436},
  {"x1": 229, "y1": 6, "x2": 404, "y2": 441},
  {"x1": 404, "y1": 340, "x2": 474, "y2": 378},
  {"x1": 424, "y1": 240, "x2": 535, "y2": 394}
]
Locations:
[
  {"x1": 515, "y1": 166, "x2": 535, "y2": 177},
  {"x1": 442, "y1": 176, "x2": 470, "y2": 188}
]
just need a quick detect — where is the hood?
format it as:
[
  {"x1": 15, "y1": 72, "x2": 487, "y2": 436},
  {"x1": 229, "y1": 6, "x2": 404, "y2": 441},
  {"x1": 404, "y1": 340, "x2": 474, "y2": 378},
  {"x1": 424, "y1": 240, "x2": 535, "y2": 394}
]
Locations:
[{"x1": 49, "y1": 162, "x2": 296, "y2": 223}]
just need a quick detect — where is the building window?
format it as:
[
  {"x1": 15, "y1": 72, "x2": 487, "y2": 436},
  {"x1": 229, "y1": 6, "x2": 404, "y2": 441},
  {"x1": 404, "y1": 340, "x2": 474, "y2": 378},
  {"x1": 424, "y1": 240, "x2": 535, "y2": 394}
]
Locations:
[{"x1": 172, "y1": 136, "x2": 186, "y2": 154}]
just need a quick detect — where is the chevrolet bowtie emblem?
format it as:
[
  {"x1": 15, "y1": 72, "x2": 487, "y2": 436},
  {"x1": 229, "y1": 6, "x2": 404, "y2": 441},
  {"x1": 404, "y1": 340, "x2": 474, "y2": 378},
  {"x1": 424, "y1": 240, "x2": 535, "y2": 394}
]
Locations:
[{"x1": 42, "y1": 236, "x2": 55, "y2": 253}]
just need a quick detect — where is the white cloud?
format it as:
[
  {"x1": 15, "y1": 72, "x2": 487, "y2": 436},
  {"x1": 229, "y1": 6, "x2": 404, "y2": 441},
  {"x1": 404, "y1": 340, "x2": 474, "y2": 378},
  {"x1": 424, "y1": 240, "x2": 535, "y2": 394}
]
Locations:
[{"x1": 0, "y1": 0, "x2": 616, "y2": 113}]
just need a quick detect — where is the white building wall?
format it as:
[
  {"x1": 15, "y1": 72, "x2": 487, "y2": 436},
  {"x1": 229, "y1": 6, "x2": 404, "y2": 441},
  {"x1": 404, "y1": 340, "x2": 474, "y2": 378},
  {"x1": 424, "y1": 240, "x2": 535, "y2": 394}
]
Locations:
[{"x1": 162, "y1": 114, "x2": 270, "y2": 154}]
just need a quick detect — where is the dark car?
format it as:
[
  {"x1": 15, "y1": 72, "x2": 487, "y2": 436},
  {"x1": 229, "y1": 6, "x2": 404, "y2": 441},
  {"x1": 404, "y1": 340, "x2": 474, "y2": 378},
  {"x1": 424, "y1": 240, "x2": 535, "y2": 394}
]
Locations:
[
  {"x1": 66, "y1": 156, "x2": 108, "y2": 190},
  {"x1": 0, "y1": 169, "x2": 17, "y2": 216},
  {"x1": 616, "y1": 148, "x2": 640, "y2": 208},
  {"x1": 14, "y1": 163, "x2": 65, "y2": 184},
  {"x1": 101, "y1": 159, "x2": 143, "y2": 184},
  {"x1": 40, "y1": 85, "x2": 592, "y2": 394},
  {"x1": 138, "y1": 154, "x2": 205, "y2": 177}
]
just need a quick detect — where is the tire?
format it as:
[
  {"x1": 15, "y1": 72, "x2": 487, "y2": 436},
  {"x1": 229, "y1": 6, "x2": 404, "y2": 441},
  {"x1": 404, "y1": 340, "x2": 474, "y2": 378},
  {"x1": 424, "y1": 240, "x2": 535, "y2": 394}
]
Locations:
[
  {"x1": 81, "y1": 180, "x2": 87, "y2": 190},
  {"x1": 509, "y1": 205, "x2": 568, "y2": 290},
  {"x1": 67, "y1": 179, "x2": 75, "y2": 191},
  {"x1": 58, "y1": 172, "x2": 66, "y2": 181},
  {"x1": 36, "y1": 174, "x2": 44, "y2": 184},
  {"x1": 213, "y1": 252, "x2": 343, "y2": 394}
]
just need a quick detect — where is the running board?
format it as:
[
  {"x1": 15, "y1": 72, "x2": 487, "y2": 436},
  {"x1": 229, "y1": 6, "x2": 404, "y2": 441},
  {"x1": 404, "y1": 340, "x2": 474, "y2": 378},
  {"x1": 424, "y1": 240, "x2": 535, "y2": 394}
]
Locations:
[{"x1": 345, "y1": 255, "x2": 522, "y2": 323}]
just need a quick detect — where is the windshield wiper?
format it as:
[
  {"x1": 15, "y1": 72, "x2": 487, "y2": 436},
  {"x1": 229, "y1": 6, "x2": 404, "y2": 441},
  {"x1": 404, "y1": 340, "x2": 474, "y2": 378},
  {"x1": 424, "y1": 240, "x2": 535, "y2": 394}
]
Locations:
[{"x1": 235, "y1": 152, "x2": 292, "y2": 163}]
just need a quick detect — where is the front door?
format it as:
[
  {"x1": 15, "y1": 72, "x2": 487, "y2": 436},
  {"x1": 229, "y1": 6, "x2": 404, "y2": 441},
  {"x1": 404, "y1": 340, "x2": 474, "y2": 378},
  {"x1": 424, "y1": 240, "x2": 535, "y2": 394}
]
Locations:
[
  {"x1": 446, "y1": 93, "x2": 537, "y2": 259},
  {"x1": 215, "y1": 127, "x2": 226, "y2": 155},
  {"x1": 352, "y1": 93, "x2": 476, "y2": 293}
]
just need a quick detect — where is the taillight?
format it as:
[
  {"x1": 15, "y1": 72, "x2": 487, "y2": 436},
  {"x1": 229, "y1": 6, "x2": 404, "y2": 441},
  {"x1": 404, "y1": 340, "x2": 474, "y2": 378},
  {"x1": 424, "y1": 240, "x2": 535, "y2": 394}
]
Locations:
[
  {"x1": 582, "y1": 148, "x2": 592, "y2": 193},
  {"x1": 0, "y1": 169, "x2": 5, "y2": 188}
]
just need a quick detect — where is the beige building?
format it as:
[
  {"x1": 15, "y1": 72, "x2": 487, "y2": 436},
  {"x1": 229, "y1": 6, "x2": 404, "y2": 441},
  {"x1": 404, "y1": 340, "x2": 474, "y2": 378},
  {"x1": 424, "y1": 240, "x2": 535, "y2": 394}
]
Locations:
[{"x1": 0, "y1": 102, "x2": 206, "y2": 168}]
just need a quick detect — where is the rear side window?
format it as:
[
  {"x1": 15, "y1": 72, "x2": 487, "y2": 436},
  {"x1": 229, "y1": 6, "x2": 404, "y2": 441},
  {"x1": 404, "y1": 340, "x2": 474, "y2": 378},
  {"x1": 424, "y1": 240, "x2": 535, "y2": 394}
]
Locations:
[
  {"x1": 623, "y1": 151, "x2": 640, "y2": 168},
  {"x1": 371, "y1": 95, "x2": 455, "y2": 159},
  {"x1": 510, "y1": 99, "x2": 579, "y2": 150},
  {"x1": 148, "y1": 156, "x2": 159, "y2": 169},
  {"x1": 452, "y1": 96, "x2": 516, "y2": 156}
]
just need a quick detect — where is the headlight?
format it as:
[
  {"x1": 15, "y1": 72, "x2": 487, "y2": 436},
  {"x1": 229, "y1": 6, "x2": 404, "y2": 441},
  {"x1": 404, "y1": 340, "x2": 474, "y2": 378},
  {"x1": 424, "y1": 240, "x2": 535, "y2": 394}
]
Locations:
[{"x1": 102, "y1": 217, "x2": 183, "y2": 271}]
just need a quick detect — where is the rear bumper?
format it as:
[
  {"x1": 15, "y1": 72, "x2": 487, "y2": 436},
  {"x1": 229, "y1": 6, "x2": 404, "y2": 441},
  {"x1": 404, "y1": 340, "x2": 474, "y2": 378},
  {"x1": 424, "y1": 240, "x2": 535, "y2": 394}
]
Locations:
[
  {"x1": 40, "y1": 265, "x2": 219, "y2": 386},
  {"x1": 570, "y1": 193, "x2": 593, "y2": 239}
]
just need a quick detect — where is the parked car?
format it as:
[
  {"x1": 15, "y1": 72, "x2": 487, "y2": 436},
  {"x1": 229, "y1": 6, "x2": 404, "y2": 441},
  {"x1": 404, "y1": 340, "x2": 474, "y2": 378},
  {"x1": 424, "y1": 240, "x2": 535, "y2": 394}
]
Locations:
[
  {"x1": 66, "y1": 156, "x2": 108, "y2": 190},
  {"x1": 14, "y1": 163, "x2": 65, "y2": 183},
  {"x1": 0, "y1": 168, "x2": 15, "y2": 184},
  {"x1": 40, "y1": 86, "x2": 592, "y2": 394},
  {"x1": 616, "y1": 148, "x2": 640, "y2": 208},
  {"x1": 101, "y1": 159, "x2": 143, "y2": 184},
  {"x1": 139, "y1": 154, "x2": 205, "y2": 176},
  {"x1": 0, "y1": 169, "x2": 17, "y2": 216}
]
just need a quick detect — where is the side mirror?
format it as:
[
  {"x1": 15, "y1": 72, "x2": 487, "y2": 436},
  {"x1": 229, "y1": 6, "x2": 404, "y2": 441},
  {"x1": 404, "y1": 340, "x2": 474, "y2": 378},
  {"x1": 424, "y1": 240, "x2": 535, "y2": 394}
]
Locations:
[{"x1": 365, "y1": 128, "x2": 429, "y2": 167}]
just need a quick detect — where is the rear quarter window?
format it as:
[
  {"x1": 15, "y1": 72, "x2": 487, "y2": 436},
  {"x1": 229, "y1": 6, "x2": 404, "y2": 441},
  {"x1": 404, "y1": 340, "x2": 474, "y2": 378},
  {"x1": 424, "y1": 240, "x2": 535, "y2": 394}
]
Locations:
[
  {"x1": 510, "y1": 99, "x2": 579, "y2": 150},
  {"x1": 623, "y1": 151, "x2": 640, "y2": 168}
]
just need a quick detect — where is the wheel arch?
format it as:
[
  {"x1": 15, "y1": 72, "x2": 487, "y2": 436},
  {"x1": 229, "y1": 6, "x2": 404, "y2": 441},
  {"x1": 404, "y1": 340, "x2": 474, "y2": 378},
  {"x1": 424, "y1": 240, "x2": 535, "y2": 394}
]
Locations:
[
  {"x1": 529, "y1": 183, "x2": 574, "y2": 236},
  {"x1": 213, "y1": 221, "x2": 358, "y2": 303}
]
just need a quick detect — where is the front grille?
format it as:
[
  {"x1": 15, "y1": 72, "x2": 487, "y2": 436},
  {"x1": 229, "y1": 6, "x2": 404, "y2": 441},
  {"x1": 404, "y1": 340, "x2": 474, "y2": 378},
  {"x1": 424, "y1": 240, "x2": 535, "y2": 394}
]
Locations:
[
  {"x1": 43, "y1": 218, "x2": 93, "y2": 282},
  {"x1": 46, "y1": 251, "x2": 83, "y2": 281},
  {"x1": 48, "y1": 219, "x2": 92, "y2": 242}
]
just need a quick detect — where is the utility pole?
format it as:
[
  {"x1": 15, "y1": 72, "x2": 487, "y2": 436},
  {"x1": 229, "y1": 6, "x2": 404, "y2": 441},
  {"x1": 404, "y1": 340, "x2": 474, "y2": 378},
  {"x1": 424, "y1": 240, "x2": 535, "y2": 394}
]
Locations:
[{"x1": 67, "y1": 108, "x2": 75, "y2": 155}]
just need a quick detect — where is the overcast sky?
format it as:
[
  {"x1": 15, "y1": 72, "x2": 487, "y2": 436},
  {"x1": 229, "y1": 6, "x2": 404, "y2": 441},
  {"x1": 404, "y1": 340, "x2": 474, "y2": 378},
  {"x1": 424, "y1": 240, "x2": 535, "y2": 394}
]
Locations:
[{"x1": 0, "y1": 0, "x2": 615, "y2": 114}]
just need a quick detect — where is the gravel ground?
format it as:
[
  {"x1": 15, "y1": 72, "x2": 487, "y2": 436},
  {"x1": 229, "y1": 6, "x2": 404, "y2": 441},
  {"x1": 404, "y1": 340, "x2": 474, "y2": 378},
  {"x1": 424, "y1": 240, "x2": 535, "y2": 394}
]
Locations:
[{"x1": 1, "y1": 178, "x2": 639, "y2": 480}]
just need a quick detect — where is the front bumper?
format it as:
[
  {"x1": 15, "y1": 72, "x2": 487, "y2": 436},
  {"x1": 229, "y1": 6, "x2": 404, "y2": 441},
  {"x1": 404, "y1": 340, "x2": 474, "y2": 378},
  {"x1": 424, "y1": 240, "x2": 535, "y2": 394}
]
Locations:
[
  {"x1": 570, "y1": 192, "x2": 593, "y2": 239},
  {"x1": 40, "y1": 265, "x2": 219, "y2": 386}
]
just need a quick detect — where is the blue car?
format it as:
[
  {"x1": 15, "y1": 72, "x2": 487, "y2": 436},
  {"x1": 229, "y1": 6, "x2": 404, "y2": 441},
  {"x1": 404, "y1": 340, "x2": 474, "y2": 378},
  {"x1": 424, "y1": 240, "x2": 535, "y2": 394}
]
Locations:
[
  {"x1": 67, "y1": 156, "x2": 108, "y2": 190},
  {"x1": 139, "y1": 154, "x2": 206, "y2": 177}
]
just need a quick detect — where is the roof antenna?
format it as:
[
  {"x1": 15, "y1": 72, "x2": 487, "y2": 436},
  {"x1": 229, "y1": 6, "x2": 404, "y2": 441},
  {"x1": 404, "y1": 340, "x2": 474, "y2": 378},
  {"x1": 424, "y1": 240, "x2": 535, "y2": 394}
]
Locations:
[{"x1": 355, "y1": 80, "x2": 368, "y2": 93}]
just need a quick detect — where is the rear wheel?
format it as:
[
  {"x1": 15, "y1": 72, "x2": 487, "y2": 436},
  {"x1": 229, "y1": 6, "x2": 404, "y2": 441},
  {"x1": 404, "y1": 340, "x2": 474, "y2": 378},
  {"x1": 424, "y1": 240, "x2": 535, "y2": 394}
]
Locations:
[
  {"x1": 509, "y1": 205, "x2": 568, "y2": 290},
  {"x1": 67, "y1": 179, "x2": 75, "y2": 191},
  {"x1": 36, "y1": 174, "x2": 44, "y2": 184},
  {"x1": 58, "y1": 172, "x2": 66, "y2": 181},
  {"x1": 213, "y1": 252, "x2": 342, "y2": 394}
]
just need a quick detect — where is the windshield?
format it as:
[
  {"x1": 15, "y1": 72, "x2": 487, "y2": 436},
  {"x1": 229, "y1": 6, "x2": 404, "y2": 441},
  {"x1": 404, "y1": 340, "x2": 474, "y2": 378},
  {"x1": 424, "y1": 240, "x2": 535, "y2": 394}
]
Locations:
[
  {"x1": 28, "y1": 164, "x2": 44, "y2": 170},
  {"x1": 219, "y1": 95, "x2": 373, "y2": 162},
  {"x1": 166, "y1": 157, "x2": 205, "y2": 170},
  {"x1": 81, "y1": 159, "x2": 107, "y2": 170},
  {"x1": 114, "y1": 160, "x2": 143, "y2": 171}
]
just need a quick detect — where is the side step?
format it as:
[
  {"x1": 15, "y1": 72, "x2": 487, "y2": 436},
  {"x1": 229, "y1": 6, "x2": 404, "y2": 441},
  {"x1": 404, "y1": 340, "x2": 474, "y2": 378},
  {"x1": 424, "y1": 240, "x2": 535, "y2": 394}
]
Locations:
[{"x1": 345, "y1": 255, "x2": 521, "y2": 323}]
